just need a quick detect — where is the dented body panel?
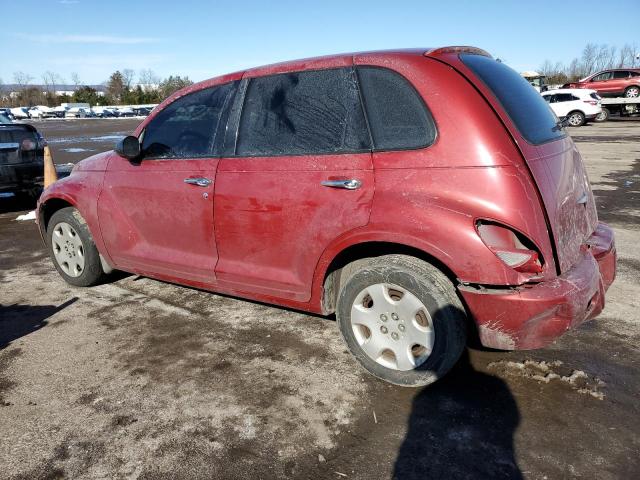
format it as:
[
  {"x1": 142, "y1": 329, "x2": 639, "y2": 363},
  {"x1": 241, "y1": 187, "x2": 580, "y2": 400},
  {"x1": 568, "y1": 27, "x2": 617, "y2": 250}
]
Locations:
[{"x1": 37, "y1": 48, "x2": 616, "y2": 352}]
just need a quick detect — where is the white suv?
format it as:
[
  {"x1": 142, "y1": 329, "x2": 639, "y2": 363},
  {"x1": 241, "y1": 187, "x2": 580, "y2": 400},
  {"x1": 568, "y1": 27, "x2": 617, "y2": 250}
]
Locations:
[{"x1": 541, "y1": 88, "x2": 602, "y2": 126}]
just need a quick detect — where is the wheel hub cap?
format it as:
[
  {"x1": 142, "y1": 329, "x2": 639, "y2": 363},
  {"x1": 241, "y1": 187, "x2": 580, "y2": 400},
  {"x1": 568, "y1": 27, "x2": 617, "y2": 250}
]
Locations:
[
  {"x1": 350, "y1": 283, "x2": 435, "y2": 371},
  {"x1": 52, "y1": 222, "x2": 85, "y2": 277}
]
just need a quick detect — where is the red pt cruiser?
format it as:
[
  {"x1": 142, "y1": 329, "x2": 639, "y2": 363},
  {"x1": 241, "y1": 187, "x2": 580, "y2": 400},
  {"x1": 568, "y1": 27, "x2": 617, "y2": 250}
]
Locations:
[{"x1": 37, "y1": 47, "x2": 616, "y2": 386}]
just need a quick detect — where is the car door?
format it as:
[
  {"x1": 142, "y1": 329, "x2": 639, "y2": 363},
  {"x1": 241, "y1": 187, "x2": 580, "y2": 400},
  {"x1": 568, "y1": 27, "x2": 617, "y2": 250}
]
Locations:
[
  {"x1": 610, "y1": 71, "x2": 630, "y2": 94},
  {"x1": 214, "y1": 67, "x2": 374, "y2": 302},
  {"x1": 98, "y1": 82, "x2": 238, "y2": 285},
  {"x1": 589, "y1": 71, "x2": 613, "y2": 94}
]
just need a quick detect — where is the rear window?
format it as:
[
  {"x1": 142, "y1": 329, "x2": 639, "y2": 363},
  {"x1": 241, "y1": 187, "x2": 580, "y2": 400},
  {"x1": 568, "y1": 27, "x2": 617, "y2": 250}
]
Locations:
[
  {"x1": 0, "y1": 128, "x2": 39, "y2": 164},
  {"x1": 461, "y1": 54, "x2": 565, "y2": 145}
]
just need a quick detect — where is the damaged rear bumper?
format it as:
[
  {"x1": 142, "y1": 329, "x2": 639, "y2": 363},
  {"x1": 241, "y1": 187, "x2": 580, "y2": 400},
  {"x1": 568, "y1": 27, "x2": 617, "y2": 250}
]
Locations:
[{"x1": 459, "y1": 222, "x2": 616, "y2": 350}]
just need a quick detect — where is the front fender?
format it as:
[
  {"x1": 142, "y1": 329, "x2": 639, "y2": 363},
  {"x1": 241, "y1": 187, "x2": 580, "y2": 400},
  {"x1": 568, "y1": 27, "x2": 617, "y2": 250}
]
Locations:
[{"x1": 37, "y1": 171, "x2": 112, "y2": 266}]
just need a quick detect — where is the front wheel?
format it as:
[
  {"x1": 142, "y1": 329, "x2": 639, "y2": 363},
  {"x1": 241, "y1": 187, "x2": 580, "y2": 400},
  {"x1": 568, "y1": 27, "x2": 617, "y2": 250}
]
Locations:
[
  {"x1": 47, "y1": 207, "x2": 105, "y2": 286},
  {"x1": 567, "y1": 111, "x2": 586, "y2": 127},
  {"x1": 336, "y1": 255, "x2": 467, "y2": 387},
  {"x1": 595, "y1": 108, "x2": 609, "y2": 122},
  {"x1": 624, "y1": 86, "x2": 640, "y2": 98}
]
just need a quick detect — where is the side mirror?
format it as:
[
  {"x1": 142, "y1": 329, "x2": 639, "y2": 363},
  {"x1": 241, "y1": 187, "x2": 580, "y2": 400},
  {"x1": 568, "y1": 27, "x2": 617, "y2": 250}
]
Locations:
[{"x1": 115, "y1": 135, "x2": 141, "y2": 161}]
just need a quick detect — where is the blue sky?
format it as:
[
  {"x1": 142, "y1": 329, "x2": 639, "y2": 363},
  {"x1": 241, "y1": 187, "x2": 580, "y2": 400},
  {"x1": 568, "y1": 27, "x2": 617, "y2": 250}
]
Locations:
[{"x1": 1, "y1": 0, "x2": 638, "y2": 85}]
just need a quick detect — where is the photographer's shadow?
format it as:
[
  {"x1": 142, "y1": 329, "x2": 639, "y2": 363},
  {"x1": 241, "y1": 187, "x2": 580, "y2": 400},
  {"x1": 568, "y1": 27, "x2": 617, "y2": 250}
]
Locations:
[{"x1": 393, "y1": 349, "x2": 522, "y2": 479}]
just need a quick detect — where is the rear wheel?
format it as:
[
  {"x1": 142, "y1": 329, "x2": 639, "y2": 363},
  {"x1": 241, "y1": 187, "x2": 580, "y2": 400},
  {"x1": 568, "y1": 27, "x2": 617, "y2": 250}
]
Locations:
[
  {"x1": 567, "y1": 111, "x2": 585, "y2": 127},
  {"x1": 47, "y1": 207, "x2": 105, "y2": 286},
  {"x1": 624, "y1": 86, "x2": 640, "y2": 98},
  {"x1": 595, "y1": 107, "x2": 609, "y2": 122},
  {"x1": 335, "y1": 255, "x2": 467, "y2": 387}
]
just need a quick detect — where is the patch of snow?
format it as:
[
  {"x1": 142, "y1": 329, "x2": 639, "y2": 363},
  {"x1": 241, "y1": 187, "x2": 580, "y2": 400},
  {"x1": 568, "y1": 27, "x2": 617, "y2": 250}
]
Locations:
[
  {"x1": 16, "y1": 210, "x2": 36, "y2": 221},
  {"x1": 63, "y1": 148, "x2": 94, "y2": 153}
]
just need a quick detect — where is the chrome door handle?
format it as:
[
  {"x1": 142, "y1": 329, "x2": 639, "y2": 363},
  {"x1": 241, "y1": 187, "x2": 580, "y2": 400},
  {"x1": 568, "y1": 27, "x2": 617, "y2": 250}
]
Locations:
[
  {"x1": 184, "y1": 177, "x2": 212, "y2": 187},
  {"x1": 321, "y1": 179, "x2": 362, "y2": 190}
]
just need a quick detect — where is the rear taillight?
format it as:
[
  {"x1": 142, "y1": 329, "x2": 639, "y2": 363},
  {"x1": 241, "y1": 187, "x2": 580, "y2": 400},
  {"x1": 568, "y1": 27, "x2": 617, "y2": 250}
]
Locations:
[
  {"x1": 477, "y1": 221, "x2": 543, "y2": 274},
  {"x1": 584, "y1": 100, "x2": 598, "y2": 106}
]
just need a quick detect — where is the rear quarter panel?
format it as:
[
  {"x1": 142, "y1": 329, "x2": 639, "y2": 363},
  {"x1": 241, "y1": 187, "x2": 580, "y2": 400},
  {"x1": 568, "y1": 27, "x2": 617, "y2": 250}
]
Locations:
[{"x1": 347, "y1": 53, "x2": 556, "y2": 285}]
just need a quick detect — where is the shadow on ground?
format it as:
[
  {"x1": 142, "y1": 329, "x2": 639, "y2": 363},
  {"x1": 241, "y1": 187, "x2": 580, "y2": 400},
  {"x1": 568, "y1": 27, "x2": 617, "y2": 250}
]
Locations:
[
  {"x1": 0, "y1": 298, "x2": 78, "y2": 349},
  {"x1": 393, "y1": 350, "x2": 522, "y2": 479}
]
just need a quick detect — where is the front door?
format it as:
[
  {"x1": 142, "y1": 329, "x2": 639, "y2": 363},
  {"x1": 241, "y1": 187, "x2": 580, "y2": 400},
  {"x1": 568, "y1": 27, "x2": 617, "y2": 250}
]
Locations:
[{"x1": 98, "y1": 81, "x2": 238, "y2": 285}]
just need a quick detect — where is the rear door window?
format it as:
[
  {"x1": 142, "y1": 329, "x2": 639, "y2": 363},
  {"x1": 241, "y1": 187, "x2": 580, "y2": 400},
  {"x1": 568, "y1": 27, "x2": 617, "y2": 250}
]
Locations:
[
  {"x1": 141, "y1": 82, "x2": 237, "y2": 159},
  {"x1": 236, "y1": 68, "x2": 370, "y2": 156},
  {"x1": 613, "y1": 71, "x2": 630, "y2": 79},
  {"x1": 357, "y1": 67, "x2": 436, "y2": 150},
  {"x1": 461, "y1": 54, "x2": 565, "y2": 145}
]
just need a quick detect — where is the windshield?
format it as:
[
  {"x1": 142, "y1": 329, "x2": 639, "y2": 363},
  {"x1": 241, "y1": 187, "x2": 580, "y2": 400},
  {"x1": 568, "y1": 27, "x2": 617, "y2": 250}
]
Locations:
[{"x1": 461, "y1": 54, "x2": 565, "y2": 145}]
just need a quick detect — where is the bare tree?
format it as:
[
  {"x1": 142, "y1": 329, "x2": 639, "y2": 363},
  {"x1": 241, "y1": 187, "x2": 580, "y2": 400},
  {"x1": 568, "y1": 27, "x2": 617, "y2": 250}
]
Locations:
[
  {"x1": 121, "y1": 69, "x2": 135, "y2": 90},
  {"x1": 13, "y1": 71, "x2": 34, "y2": 89},
  {"x1": 71, "y1": 72, "x2": 82, "y2": 88},
  {"x1": 138, "y1": 68, "x2": 160, "y2": 89}
]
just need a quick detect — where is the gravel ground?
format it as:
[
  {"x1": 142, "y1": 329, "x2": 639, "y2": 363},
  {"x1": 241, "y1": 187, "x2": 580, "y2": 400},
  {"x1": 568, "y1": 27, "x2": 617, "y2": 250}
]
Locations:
[{"x1": 1, "y1": 118, "x2": 639, "y2": 479}]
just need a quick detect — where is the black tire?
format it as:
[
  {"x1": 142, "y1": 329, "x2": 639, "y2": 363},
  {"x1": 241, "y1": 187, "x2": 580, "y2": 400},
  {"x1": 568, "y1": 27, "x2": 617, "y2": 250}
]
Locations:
[
  {"x1": 47, "y1": 207, "x2": 105, "y2": 287},
  {"x1": 624, "y1": 86, "x2": 640, "y2": 98},
  {"x1": 566, "y1": 110, "x2": 585, "y2": 127},
  {"x1": 336, "y1": 255, "x2": 467, "y2": 387},
  {"x1": 595, "y1": 107, "x2": 609, "y2": 122}
]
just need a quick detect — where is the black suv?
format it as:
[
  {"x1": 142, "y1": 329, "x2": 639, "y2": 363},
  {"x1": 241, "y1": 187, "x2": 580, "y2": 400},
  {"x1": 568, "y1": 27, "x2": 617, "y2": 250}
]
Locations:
[{"x1": 0, "y1": 119, "x2": 46, "y2": 200}]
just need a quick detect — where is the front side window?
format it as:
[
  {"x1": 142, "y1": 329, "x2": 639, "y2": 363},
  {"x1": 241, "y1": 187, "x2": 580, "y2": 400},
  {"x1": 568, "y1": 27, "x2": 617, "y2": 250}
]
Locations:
[
  {"x1": 237, "y1": 68, "x2": 370, "y2": 156},
  {"x1": 141, "y1": 82, "x2": 237, "y2": 159},
  {"x1": 357, "y1": 67, "x2": 436, "y2": 150},
  {"x1": 591, "y1": 72, "x2": 612, "y2": 82}
]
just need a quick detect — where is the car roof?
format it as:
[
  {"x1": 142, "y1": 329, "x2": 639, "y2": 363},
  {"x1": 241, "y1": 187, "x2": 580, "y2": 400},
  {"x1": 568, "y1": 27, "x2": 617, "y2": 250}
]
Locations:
[{"x1": 544, "y1": 88, "x2": 596, "y2": 95}]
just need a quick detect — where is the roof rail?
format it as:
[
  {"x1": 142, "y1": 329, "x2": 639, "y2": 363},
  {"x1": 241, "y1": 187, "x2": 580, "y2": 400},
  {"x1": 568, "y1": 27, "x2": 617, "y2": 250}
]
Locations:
[{"x1": 426, "y1": 46, "x2": 492, "y2": 58}]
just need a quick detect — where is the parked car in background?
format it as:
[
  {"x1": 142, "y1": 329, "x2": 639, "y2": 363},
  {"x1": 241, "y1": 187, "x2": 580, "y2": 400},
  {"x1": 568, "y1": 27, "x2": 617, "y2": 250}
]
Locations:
[
  {"x1": 0, "y1": 108, "x2": 15, "y2": 120},
  {"x1": 542, "y1": 88, "x2": 602, "y2": 126},
  {"x1": 564, "y1": 69, "x2": 640, "y2": 98},
  {"x1": 53, "y1": 106, "x2": 68, "y2": 118},
  {"x1": 1, "y1": 120, "x2": 45, "y2": 200},
  {"x1": 133, "y1": 107, "x2": 152, "y2": 116},
  {"x1": 10, "y1": 107, "x2": 30, "y2": 119},
  {"x1": 66, "y1": 107, "x2": 95, "y2": 118},
  {"x1": 28, "y1": 105, "x2": 57, "y2": 119},
  {"x1": 116, "y1": 107, "x2": 135, "y2": 117},
  {"x1": 38, "y1": 47, "x2": 616, "y2": 387}
]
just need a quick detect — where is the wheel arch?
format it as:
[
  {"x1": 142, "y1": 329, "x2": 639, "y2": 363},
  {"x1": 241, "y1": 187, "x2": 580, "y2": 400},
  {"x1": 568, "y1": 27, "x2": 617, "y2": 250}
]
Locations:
[
  {"x1": 38, "y1": 195, "x2": 77, "y2": 236},
  {"x1": 317, "y1": 238, "x2": 460, "y2": 315}
]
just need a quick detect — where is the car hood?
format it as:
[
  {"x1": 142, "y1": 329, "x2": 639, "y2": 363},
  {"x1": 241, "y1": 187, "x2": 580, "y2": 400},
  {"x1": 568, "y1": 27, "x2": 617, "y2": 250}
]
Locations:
[{"x1": 74, "y1": 150, "x2": 112, "y2": 172}]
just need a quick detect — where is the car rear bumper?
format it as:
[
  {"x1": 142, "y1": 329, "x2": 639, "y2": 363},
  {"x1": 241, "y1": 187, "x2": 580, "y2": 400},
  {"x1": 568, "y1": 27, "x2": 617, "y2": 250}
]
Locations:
[
  {"x1": 0, "y1": 162, "x2": 44, "y2": 194},
  {"x1": 459, "y1": 222, "x2": 616, "y2": 350}
]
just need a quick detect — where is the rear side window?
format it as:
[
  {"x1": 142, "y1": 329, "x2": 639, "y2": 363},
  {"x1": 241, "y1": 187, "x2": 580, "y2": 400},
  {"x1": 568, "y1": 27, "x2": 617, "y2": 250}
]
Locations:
[
  {"x1": 357, "y1": 67, "x2": 436, "y2": 150},
  {"x1": 461, "y1": 54, "x2": 564, "y2": 145},
  {"x1": 237, "y1": 68, "x2": 370, "y2": 156},
  {"x1": 613, "y1": 71, "x2": 630, "y2": 79},
  {"x1": 141, "y1": 82, "x2": 237, "y2": 159}
]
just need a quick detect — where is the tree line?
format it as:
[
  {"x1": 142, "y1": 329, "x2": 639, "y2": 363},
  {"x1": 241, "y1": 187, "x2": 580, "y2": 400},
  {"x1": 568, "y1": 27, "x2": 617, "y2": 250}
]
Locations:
[
  {"x1": 0, "y1": 68, "x2": 193, "y2": 108},
  {"x1": 539, "y1": 42, "x2": 639, "y2": 85}
]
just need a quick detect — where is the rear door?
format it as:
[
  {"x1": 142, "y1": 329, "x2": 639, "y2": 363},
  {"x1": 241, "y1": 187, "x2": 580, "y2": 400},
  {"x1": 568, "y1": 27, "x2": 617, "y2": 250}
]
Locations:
[
  {"x1": 98, "y1": 82, "x2": 237, "y2": 284},
  {"x1": 214, "y1": 67, "x2": 374, "y2": 302},
  {"x1": 453, "y1": 54, "x2": 598, "y2": 274},
  {"x1": 610, "y1": 70, "x2": 631, "y2": 94}
]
